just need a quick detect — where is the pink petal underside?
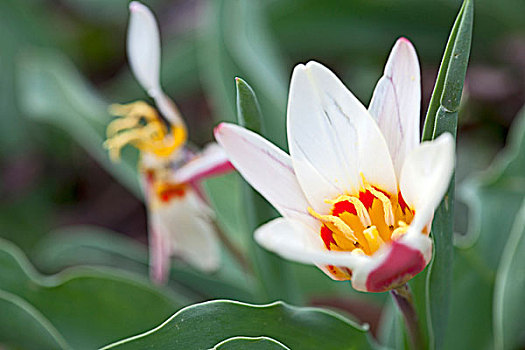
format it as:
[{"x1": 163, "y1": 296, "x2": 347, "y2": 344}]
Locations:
[
  {"x1": 172, "y1": 143, "x2": 234, "y2": 184},
  {"x1": 365, "y1": 241, "x2": 426, "y2": 292}
]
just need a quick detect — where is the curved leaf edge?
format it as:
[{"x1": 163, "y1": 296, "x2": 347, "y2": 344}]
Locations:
[
  {"x1": 456, "y1": 106, "x2": 525, "y2": 248},
  {"x1": 0, "y1": 237, "x2": 182, "y2": 304},
  {"x1": 212, "y1": 335, "x2": 291, "y2": 349},
  {"x1": 101, "y1": 299, "x2": 370, "y2": 349},
  {"x1": 0, "y1": 289, "x2": 71, "y2": 349},
  {"x1": 493, "y1": 199, "x2": 525, "y2": 350}
]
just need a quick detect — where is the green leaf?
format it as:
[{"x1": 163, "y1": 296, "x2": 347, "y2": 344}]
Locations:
[
  {"x1": 235, "y1": 78, "x2": 299, "y2": 303},
  {"x1": 0, "y1": 238, "x2": 183, "y2": 349},
  {"x1": 443, "y1": 106, "x2": 525, "y2": 349},
  {"x1": 213, "y1": 336, "x2": 290, "y2": 350},
  {"x1": 16, "y1": 48, "x2": 141, "y2": 197},
  {"x1": 34, "y1": 225, "x2": 255, "y2": 302},
  {"x1": 102, "y1": 300, "x2": 371, "y2": 350},
  {"x1": 493, "y1": 199, "x2": 525, "y2": 350},
  {"x1": 422, "y1": 0, "x2": 473, "y2": 140},
  {"x1": 0, "y1": 290, "x2": 69, "y2": 350},
  {"x1": 418, "y1": 1, "x2": 473, "y2": 349}
]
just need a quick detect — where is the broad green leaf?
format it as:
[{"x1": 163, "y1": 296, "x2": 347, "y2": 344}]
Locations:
[
  {"x1": 235, "y1": 78, "x2": 299, "y2": 303},
  {"x1": 102, "y1": 300, "x2": 371, "y2": 350},
  {"x1": 0, "y1": 238, "x2": 183, "y2": 349},
  {"x1": 213, "y1": 336, "x2": 290, "y2": 350},
  {"x1": 443, "y1": 107, "x2": 525, "y2": 349},
  {"x1": 493, "y1": 200, "x2": 525, "y2": 350},
  {"x1": 0, "y1": 290, "x2": 69, "y2": 350},
  {"x1": 418, "y1": 1, "x2": 473, "y2": 349},
  {"x1": 34, "y1": 225, "x2": 255, "y2": 302},
  {"x1": 16, "y1": 48, "x2": 141, "y2": 197}
]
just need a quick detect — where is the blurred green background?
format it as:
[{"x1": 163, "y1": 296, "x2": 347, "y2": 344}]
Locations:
[
  {"x1": 0, "y1": 0, "x2": 524, "y2": 347},
  {"x1": 3, "y1": 0, "x2": 524, "y2": 252}
]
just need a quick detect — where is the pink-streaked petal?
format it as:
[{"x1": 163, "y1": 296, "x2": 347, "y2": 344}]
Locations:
[
  {"x1": 172, "y1": 143, "x2": 234, "y2": 184},
  {"x1": 349, "y1": 230, "x2": 432, "y2": 292},
  {"x1": 400, "y1": 132, "x2": 455, "y2": 231},
  {"x1": 255, "y1": 218, "x2": 368, "y2": 269},
  {"x1": 287, "y1": 61, "x2": 397, "y2": 213},
  {"x1": 215, "y1": 123, "x2": 315, "y2": 226},
  {"x1": 363, "y1": 240, "x2": 428, "y2": 292},
  {"x1": 155, "y1": 188, "x2": 221, "y2": 272},
  {"x1": 369, "y1": 38, "x2": 421, "y2": 177}
]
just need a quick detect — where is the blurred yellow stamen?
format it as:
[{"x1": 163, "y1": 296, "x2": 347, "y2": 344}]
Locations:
[{"x1": 104, "y1": 101, "x2": 187, "y2": 161}]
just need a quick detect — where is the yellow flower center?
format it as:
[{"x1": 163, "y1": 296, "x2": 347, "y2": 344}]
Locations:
[
  {"x1": 308, "y1": 181, "x2": 415, "y2": 257},
  {"x1": 104, "y1": 101, "x2": 187, "y2": 161}
]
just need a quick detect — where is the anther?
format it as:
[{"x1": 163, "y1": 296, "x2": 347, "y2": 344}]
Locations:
[{"x1": 364, "y1": 184, "x2": 395, "y2": 226}]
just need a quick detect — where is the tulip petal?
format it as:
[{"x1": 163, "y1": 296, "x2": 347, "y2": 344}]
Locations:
[
  {"x1": 149, "y1": 209, "x2": 173, "y2": 284},
  {"x1": 127, "y1": 2, "x2": 185, "y2": 127},
  {"x1": 369, "y1": 38, "x2": 421, "y2": 177},
  {"x1": 215, "y1": 123, "x2": 314, "y2": 225},
  {"x1": 255, "y1": 218, "x2": 368, "y2": 270},
  {"x1": 127, "y1": 2, "x2": 161, "y2": 96},
  {"x1": 172, "y1": 143, "x2": 234, "y2": 184},
  {"x1": 287, "y1": 61, "x2": 397, "y2": 213},
  {"x1": 155, "y1": 189, "x2": 221, "y2": 273},
  {"x1": 362, "y1": 239, "x2": 429, "y2": 292},
  {"x1": 400, "y1": 132, "x2": 455, "y2": 230}
]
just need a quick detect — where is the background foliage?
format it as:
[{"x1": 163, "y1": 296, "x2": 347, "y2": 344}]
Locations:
[{"x1": 1, "y1": 0, "x2": 524, "y2": 349}]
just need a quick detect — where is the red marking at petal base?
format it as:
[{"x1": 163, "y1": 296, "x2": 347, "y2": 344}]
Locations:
[
  {"x1": 398, "y1": 191, "x2": 409, "y2": 213},
  {"x1": 365, "y1": 242, "x2": 426, "y2": 292},
  {"x1": 332, "y1": 200, "x2": 357, "y2": 216},
  {"x1": 160, "y1": 186, "x2": 187, "y2": 202},
  {"x1": 359, "y1": 190, "x2": 375, "y2": 209},
  {"x1": 320, "y1": 225, "x2": 336, "y2": 249}
]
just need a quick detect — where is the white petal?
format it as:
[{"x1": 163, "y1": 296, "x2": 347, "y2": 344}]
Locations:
[
  {"x1": 255, "y1": 218, "x2": 368, "y2": 268},
  {"x1": 287, "y1": 61, "x2": 397, "y2": 213},
  {"x1": 215, "y1": 123, "x2": 315, "y2": 226},
  {"x1": 152, "y1": 92, "x2": 186, "y2": 129},
  {"x1": 155, "y1": 188, "x2": 221, "y2": 272},
  {"x1": 171, "y1": 143, "x2": 234, "y2": 184},
  {"x1": 128, "y1": 2, "x2": 185, "y2": 127},
  {"x1": 149, "y1": 209, "x2": 173, "y2": 283},
  {"x1": 127, "y1": 2, "x2": 161, "y2": 96},
  {"x1": 369, "y1": 38, "x2": 421, "y2": 177},
  {"x1": 400, "y1": 132, "x2": 455, "y2": 231}
]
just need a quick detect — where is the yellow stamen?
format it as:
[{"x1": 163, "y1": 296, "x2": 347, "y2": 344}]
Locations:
[
  {"x1": 364, "y1": 183, "x2": 395, "y2": 226},
  {"x1": 363, "y1": 225, "x2": 383, "y2": 253},
  {"x1": 391, "y1": 220, "x2": 409, "y2": 241},
  {"x1": 351, "y1": 248, "x2": 366, "y2": 256},
  {"x1": 307, "y1": 207, "x2": 358, "y2": 243},
  {"x1": 310, "y1": 176, "x2": 416, "y2": 261},
  {"x1": 104, "y1": 101, "x2": 187, "y2": 161}
]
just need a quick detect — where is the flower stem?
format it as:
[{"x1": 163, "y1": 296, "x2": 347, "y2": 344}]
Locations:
[
  {"x1": 390, "y1": 284, "x2": 424, "y2": 350},
  {"x1": 212, "y1": 219, "x2": 254, "y2": 275}
]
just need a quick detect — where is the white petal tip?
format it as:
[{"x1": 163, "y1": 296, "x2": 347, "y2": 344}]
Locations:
[{"x1": 129, "y1": 1, "x2": 149, "y2": 14}]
